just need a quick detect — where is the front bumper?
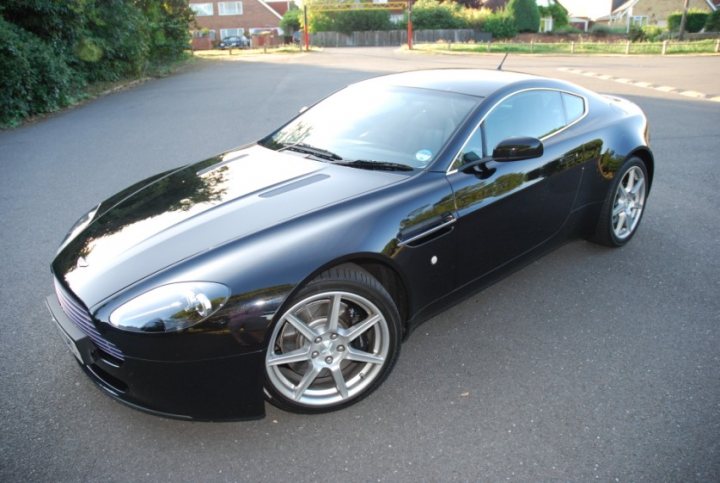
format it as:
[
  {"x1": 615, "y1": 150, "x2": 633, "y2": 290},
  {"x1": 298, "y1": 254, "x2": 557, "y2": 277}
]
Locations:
[{"x1": 46, "y1": 295, "x2": 266, "y2": 420}]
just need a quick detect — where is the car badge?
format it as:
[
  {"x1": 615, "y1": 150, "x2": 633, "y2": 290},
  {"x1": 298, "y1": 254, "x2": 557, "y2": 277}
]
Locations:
[{"x1": 76, "y1": 257, "x2": 89, "y2": 268}]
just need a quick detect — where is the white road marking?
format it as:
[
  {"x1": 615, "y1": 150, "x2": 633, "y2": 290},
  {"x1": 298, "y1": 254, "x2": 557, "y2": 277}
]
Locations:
[
  {"x1": 558, "y1": 68, "x2": 715, "y2": 102},
  {"x1": 679, "y1": 90, "x2": 707, "y2": 99}
]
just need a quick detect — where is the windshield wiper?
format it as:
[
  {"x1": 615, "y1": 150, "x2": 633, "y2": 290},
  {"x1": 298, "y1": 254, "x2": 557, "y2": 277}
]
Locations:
[
  {"x1": 279, "y1": 143, "x2": 343, "y2": 161},
  {"x1": 334, "y1": 160, "x2": 413, "y2": 172}
]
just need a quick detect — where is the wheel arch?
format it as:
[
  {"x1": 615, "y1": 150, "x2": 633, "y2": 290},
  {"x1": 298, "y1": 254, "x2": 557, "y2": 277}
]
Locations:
[
  {"x1": 628, "y1": 147, "x2": 654, "y2": 193},
  {"x1": 274, "y1": 253, "x2": 412, "y2": 340}
]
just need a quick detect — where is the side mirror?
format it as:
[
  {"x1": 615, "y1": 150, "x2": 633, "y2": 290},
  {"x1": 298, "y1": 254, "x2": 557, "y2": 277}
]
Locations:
[{"x1": 492, "y1": 137, "x2": 543, "y2": 162}]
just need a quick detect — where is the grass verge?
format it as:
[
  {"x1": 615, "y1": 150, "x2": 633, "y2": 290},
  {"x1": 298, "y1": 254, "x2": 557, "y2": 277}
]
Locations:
[
  {"x1": 192, "y1": 45, "x2": 314, "y2": 59},
  {"x1": 413, "y1": 39, "x2": 719, "y2": 55}
]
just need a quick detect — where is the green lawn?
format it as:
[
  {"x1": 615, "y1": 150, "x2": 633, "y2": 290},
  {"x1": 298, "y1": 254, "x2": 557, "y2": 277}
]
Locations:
[{"x1": 414, "y1": 39, "x2": 719, "y2": 55}]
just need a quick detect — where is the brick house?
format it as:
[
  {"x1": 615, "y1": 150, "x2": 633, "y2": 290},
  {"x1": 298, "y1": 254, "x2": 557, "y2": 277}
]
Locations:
[
  {"x1": 599, "y1": 0, "x2": 716, "y2": 28},
  {"x1": 560, "y1": 0, "x2": 717, "y2": 30},
  {"x1": 189, "y1": 0, "x2": 283, "y2": 49}
]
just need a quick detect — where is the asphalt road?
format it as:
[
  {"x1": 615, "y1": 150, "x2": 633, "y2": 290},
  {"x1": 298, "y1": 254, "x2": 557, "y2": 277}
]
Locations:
[{"x1": 1, "y1": 48, "x2": 719, "y2": 481}]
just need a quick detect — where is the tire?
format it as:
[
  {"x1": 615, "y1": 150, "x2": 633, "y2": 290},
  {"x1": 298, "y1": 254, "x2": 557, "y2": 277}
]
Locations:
[
  {"x1": 264, "y1": 265, "x2": 401, "y2": 413},
  {"x1": 591, "y1": 157, "x2": 648, "y2": 247}
]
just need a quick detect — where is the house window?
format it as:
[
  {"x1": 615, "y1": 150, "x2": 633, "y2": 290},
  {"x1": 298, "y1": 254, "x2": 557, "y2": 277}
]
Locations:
[
  {"x1": 631, "y1": 16, "x2": 648, "y2": 26},
  {"x1": 220, "y1": 28, "x2": 245, "y2": 39},
  {"x1": 219, "y1": 2, "x2": 243, "y2": 15},
  {"x1": 189, "y1": 3, "x2": 213, "y2": 16}
]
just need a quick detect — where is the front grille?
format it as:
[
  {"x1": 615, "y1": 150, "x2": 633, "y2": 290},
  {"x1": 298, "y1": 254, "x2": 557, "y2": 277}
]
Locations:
[{"x1": 53, "y1": 279, "x2": 125, "y2": 361}]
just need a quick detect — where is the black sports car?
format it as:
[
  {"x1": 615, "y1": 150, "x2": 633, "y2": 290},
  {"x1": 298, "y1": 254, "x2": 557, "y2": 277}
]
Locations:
[{"x1": 47, "y1": 69, "x2": 652, "y2": 420}]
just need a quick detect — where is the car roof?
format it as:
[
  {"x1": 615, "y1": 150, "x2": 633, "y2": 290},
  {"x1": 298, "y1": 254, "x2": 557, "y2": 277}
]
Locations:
[{"x1": 355, "y1": 69, "x2": 541, "y2": 98}]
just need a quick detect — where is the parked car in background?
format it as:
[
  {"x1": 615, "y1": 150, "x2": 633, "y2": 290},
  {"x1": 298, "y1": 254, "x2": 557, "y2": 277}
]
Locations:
[{"x1": 218, "y1": 35, "x2": 249, "y2": 49}]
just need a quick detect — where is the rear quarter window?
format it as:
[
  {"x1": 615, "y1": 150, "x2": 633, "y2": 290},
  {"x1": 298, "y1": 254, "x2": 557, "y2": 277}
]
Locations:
[{"x1": 562, "y1": 93, "x2": 585, "y2": 124}]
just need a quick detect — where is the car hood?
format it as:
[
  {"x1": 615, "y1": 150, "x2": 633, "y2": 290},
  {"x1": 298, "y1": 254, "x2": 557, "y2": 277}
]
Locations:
[{"x1": 53, "y1": 145, "x2": 406, "y2": 307}]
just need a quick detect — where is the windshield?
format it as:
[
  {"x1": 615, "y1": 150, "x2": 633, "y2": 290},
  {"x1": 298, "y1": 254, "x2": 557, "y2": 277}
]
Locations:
[{"x1": 259, "y1": 85, "x2": 479, "y2": 170}]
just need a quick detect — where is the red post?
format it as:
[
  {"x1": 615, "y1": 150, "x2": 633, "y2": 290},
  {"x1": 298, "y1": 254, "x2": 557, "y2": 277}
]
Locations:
[
  {"x1": 407, "y1": 1, "x2": 413, "y2": 50},
  {"x1": 303, "y1": 5, "x2": 310, "y2": 52}
]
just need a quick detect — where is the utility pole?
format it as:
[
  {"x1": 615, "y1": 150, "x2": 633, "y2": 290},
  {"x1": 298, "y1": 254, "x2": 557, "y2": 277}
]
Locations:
[
  {"x1": 678, "y1": 0, "x2": 690, "y2": 41},
  {"x1": 304, "y1": 5, "x2": 309, "y2": 51},
  {"x1": 407, "y1": 0, "x2": 413, "y2": 50}
]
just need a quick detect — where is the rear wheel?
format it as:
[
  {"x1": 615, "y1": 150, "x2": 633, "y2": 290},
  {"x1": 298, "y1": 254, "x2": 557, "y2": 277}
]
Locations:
[
  {"x1": 591, "y1": 157, "x2": 648, "y2": 247},
  {"x1": 264, "y1": 266, "x2": 401, "y2": 413}
]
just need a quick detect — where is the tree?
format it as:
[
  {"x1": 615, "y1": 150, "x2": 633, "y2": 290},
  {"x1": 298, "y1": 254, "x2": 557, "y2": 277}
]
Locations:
[
  {"x1": 333, "y1": 11, "x2": 392, "y2": 34},
  {"x1": 678, "y1": 0, "x2": 690, "y2": 40},
  {"x1": 507, "y1": 0, "x2": 540, "y2": 33},
  {"x1": 408, "y1": 0, "x2": 464, "y2": 30},
  {"x1": 280, "y1": 8, "x2": 302, "y2": 34},
  {"x1": 538, "y1": 1, "x2": 568, "y2": 29}
]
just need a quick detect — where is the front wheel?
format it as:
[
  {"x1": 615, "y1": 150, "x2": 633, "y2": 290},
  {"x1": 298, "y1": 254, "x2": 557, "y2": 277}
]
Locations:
[
  {"x1": 591, "y1": 157, "x2": 648, "y2": 247},
  {"x1": 264, "y1": 266, "x2": 401, "y2": 413}
]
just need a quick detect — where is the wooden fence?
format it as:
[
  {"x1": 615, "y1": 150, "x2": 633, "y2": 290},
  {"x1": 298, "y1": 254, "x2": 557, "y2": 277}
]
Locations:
[{"x1": 310, "y1": 29, "x2": 492, "y2": 47}]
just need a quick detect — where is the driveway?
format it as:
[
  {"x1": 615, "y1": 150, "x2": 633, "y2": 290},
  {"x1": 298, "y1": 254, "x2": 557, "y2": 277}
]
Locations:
[{"x1": 1, "y1": 48, "x2": 718, "y2": 481}]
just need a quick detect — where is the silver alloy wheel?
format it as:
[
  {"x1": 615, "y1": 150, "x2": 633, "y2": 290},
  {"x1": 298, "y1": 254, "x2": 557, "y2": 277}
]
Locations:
[
  {"x1": 611, "y1": 165, "x2": 646, "y2": 240},
  {"x1": 265, "y1": 291, "x2": 390, "y2": 407}
]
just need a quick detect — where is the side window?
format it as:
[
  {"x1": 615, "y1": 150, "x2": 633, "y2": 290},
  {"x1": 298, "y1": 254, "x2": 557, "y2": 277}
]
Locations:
[
  {"x1": 453, "y1": 90, "x2": 586, "y2": 171},
  {"x1": 483, "y1": 90, "x2": 566, "y2": 153},
  {"x1": 562, "y1": 93, "x2": 585, "y2": 124}
]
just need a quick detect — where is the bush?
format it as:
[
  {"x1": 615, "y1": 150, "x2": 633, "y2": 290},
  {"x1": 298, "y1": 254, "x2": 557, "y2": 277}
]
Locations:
[
  {"x1": 139, "y1": 0, "x2": 194, "y2": 63},
  {"x1": 705, "y1": 10, "x2": 720, "y2": 32},
  {"x1": 0, "y1": 0, "x2": 194, "y2": 127},
  {"x1": 590, "y1": 24, "x2": 614, "y2": 36},
  {"x1": 484, "y1": 11, "x2": 518, "y2": 39},
  {"x1": 309, "y1": 10, "x2": 392, "y2": 33},
  {"x1": 0, "y1": 17, "x2": 78, "y2": 126},
  {"x1": 459, "y1": 7, "x2": 492, "y2": 30},
  {"x1": 668, "y1": 9, "x2": 709, "y2": 33},
  {"x1": 334, "y1": 11, "x2": 393, "y2": 34},
  {"x1": 507, "y1": 0, "x2": 540, "y2": 33},
  {"x1": 641, "y1": 25, "x2": 663, "y2": 41},
  {"x1": 409, "y1": 0, "x2": 464, "y2": 30},
  {"x1": 552, "y1": 24, "x2": 581, "y2": 34},
  {"x1": 77, "y1": 0, "x2": 150, "y2": 82}
]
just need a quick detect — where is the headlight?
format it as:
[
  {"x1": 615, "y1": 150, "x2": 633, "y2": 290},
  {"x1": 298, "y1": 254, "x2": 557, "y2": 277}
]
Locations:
[
  {"x1": 109, "y1": 282, "x2": 231, "y2": 333},
  {"x1": 58, "y1": 203, "x2": 101, "y2": 253}
]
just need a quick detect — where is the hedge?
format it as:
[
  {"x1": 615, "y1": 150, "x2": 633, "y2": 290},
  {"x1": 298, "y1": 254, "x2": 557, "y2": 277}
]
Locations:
[
  {"x1": 668, "y1": 9, "x2": 709, "y2": 33},
  {"x1": 0, "y1": 0, "x2": 193, "y2": 128}
]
